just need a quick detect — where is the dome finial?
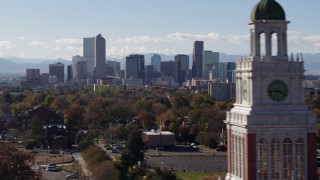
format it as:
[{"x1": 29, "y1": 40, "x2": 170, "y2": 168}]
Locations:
[{"x1": 251, "y1": 0, "x2": 286, "y2": 21}]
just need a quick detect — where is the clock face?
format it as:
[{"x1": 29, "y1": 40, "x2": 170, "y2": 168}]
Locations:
[
  {"x1": 267, "y1": 80, "x2": 288, "y2": 102},
  {"x1": 242, "y1": 80, "x2": 248, "y2": 101}
]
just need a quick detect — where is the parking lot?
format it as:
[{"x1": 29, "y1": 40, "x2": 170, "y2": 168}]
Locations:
[{"x1": 145, "y1": 156, "x2": 227, "y2": 172}]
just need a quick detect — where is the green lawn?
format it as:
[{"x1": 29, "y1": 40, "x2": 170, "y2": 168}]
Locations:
[{"x1": 176, "y1": 172, "x2": 225, "y2": 180}]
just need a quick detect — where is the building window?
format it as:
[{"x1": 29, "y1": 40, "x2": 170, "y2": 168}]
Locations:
[
  {"x1": 283, "y1": 138, "x2": 292, "y2": 180},
  {"x1": 257, "y1": 138, "x2": 268, "y2": 179},
  {"x1": 271, "y1": 138, "x2": 280, "y2": 179},
  {"x1": 296, "y1": 138, "x2": 304, "y2": 180}
]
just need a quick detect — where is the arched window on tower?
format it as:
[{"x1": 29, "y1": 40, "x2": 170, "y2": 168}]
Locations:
[
  {"x1": 283, "y1": 138, "x2": 292, "y2": 180},
  {"x1": 271, "y1": 33, "x2": 278, "y2": 56},
  {"x1": 296, "y1": 138, "x2": 305, "y2": 180},
  {"x1": 260, "y1": 33, "x2": 266, "y2": 57},
  {"x1": 271, "y1": 138, "x2": 280, "y2": 179},
  {"x1": 258, "y1": 138, "x2": 268, "y2": 179}
]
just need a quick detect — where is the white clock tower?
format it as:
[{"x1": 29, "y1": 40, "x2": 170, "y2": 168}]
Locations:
[{"x1": 225, "y1": 0, "x2": 318, "y2": 179}]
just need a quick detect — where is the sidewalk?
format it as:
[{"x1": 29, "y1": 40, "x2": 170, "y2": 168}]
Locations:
[{"x1": 73, "y1": 153, "x2": 92, "y2": 179}]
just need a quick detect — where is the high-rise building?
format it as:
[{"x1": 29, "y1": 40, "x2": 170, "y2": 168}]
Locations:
[
  {"x1": 67, "y1": 65, "x2": 72, "y2": 81},
  {"x1": 203, "y1": 51, "x2": 219, "y2": 79},
  {"x1": 145, "y1": 65, "x2": 154, "y2": 86},
  {"x1": 175, "y1": 54, "x2": 189, "y2": 85},
  {"x1": 225, "y1": 0, "x2": 317, "y2": 179},
  {"x1": 107, "y1": 60, "x2": 121, "y2": 76},
  {"x1": 226, "y1": 62, "x2": 236, "y2": 83},
  {"x1": 26, "y1": 69, "x2": 40, "y2": 81},
  {"x1": 213, "y1": 62, "x2": 227, "y2": 79},
  {"x1": 83, "y1": 37, "x2": 95, "y2": 76},
  {"x1": 49, "y1": 62, "x2": 64, "y2": 83},
  {"x1": 94, "y1": 34, "x2": 106, "y2": 79},
  {"x1": 72, "y1": 55, "x2": 87, "y2": 79},
  {"x1": 126, "y1": 54, "x2": 145, "y2": 82},
  {"x1": 192, "y1": 41, "x2": 204, "y2": 78},
  {"x1": 83, "y1": 34, "x2": 107, "y2": 80},
  {"x1": 161, "y1": 61, "x2": 177, "y2": 80},
  {"x1": 151, "y1": 54, "x2": 161, "y2": 72}
]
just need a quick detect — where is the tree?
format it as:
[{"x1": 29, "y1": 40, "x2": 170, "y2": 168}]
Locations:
[
  {"x1": 117, "y1": 130, "x2": 146, "y2": 178},
  {"x1": 64, "y1": 104, "x2": 85, "y2": 127},
  {"x1": 31, "y1": 116, "x2": 44, "y2": 144},
  {"x1": 50, "y1": 95, "x2": 69, "y2": 110},
  {"x1": 44, "y1": 95, "x2": 54, "y2": 107},
  {"x1": 138, "y1": 111, "x2": 156, "y2": 130},
  {"x1": 0, "y1": 141, "x2": 35, "y2": 179}
]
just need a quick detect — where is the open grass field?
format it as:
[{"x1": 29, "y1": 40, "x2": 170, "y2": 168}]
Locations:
[{"x1": 176, "y1": 172, "x2": 226, "y2": 180}]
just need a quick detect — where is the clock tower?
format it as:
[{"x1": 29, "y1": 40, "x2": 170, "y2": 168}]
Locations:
[{"x1": 225, "y1": 0, "x2": 318, "y2": 179}]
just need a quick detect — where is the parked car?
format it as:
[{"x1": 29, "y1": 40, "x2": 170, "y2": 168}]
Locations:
[
  {"x1": 48, "y1": 149, "x2": 59, "y2": 154},
  {"x1": 111, "y1": 149, "x2": 120, "y2": 153},
  {"x1": 66, "y1": 173, "x2": 78, "y2": 179},
  {"x1": 46, "y1": 166, "x2": 60, "y2": 171},
  {"x1": 216, "y1": 146, "x2": 227, "y2": 152}
]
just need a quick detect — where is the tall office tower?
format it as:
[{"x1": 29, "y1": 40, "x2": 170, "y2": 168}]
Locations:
[
  {"x1": 49, "y1": 62, "x2": 64, "y2": 83},
  {"x1": 76, "y1": 61, "x2": 87, "y2": 79},
  {"x1": 225, "y1": 0, "x2": 317, "y2": 179},
  {"x1": 213, "y1": 62, "x2": 227, "y2": 79},
  {"x1": 192, "y1": 41, "x2": 204, "y2": 78},
  {"x1": 145, "y1": 65, "x2": 154, "y2": 86},
  {"x1": 203, "y1": 51, "x2": 219, "y2": 79},
  {"x1": 40, "y1": 73, "x2": 49, "y2": 86},
  {"x1": 26, "y1": 69, "x2": 40, "y2": 81},
  {"x1": 126, "y1": 54, "x2": 145, "y2": 82},
  {"x1": 72, "y1": 55, "x2": 87, "y2": 79},
  {"x1": 83, "y1": 37, "x2": 95, "y2": 76},
  {"x1": 161, "y1": 61, "x2": 177, "y2": 80},
  {"x1": 226, "y1": 62, "x2": 236, "y2": 83},
  {"x1": 67, "y1": 65, "x2": 72, "y2": 81},
  {"x1": 94, "y1": 34, "x2": 106, "y2": 79},
  {"x1": 175, "y1": 54, "x2": 189, "y2": 85},
  {"x1": 107, "y1": 60, "x2": 121, "y2": 76},
  {"x1": 151, "y1": 54, "x2": 161, "y2": 72}
]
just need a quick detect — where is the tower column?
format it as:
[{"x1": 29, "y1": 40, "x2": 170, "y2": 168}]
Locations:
[
  {"x1": 255, "y1": 31, "x2": 261, "y2": 57},
  {"x1": 266, "y1": 31, "x2": 272, "y2": 57},
  {"x1": 244, "y1": 133, "x2": 256, "y2": 180}
]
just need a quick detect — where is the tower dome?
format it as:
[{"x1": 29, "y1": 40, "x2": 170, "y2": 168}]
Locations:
[{"x1": 251, "y1": 0, "x2": 285, "y2": 21}]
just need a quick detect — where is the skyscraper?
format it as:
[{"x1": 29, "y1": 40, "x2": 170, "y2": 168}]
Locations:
[
  {"x1": 72, "y1": 55, "x2": 87, "y2": 79},
  {"x1": 175, "y1": 54, "x2": 189, "y2": 85},
  {"x1": 67, "y1": 65, "x2": 72, "y2": 81},
  {"x1": 161, "y1": 61, "x2": 177, "y2": 80},
  {"x1": 203, "y1": 51, "x2": 219, "y2": 79},
  {"x1": 94, "y1": 34, "x2": 106, "y2": 79},
  {"x1": 107, "y1": 60, "x2": 121, "y2": 77},
  {"x1": 83, "y1": 34, "x2": 107, "y2": 80},
  {"x1": 83, "y1": 37, "x2": 95, "y2": 76},
  {"x1": 192, "y1": 41, "x2": 204, "y2": 78},
  {"x1": 213, "y1": 62, "x2": 227, "y2": 80},
  {"x1": 49, "y1": 62, "x2": 64, "y2": 83},
  {"x1": 151, "y1": 54, "x2": 161, "y2": 72},
  {"x1": 225, "y1": 0, "x2": 317, "y2": 179},
  {"x1": 126, "y1": 54, "x2": 145, "y2": 82},
  {"x1": 226, "y1": 62, "x2": 236, "y2": 83},
  {"x1": 26, "y1": 69, "x2": 40, "y2": 81}
]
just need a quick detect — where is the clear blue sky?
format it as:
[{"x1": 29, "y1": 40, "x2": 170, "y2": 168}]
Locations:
[{"x1": 0, "y1": 0, "x2": 319, "y2": 60}]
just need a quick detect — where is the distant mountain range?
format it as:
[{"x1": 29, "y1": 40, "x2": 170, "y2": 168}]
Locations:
[{"x1": 0, "y1": 53, "x2": 319, "y2": 75}]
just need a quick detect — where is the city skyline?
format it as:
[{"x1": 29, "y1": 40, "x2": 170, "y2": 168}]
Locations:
[{"x1": 0, "y1": 0, "x2": 319, "y2": 60}]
